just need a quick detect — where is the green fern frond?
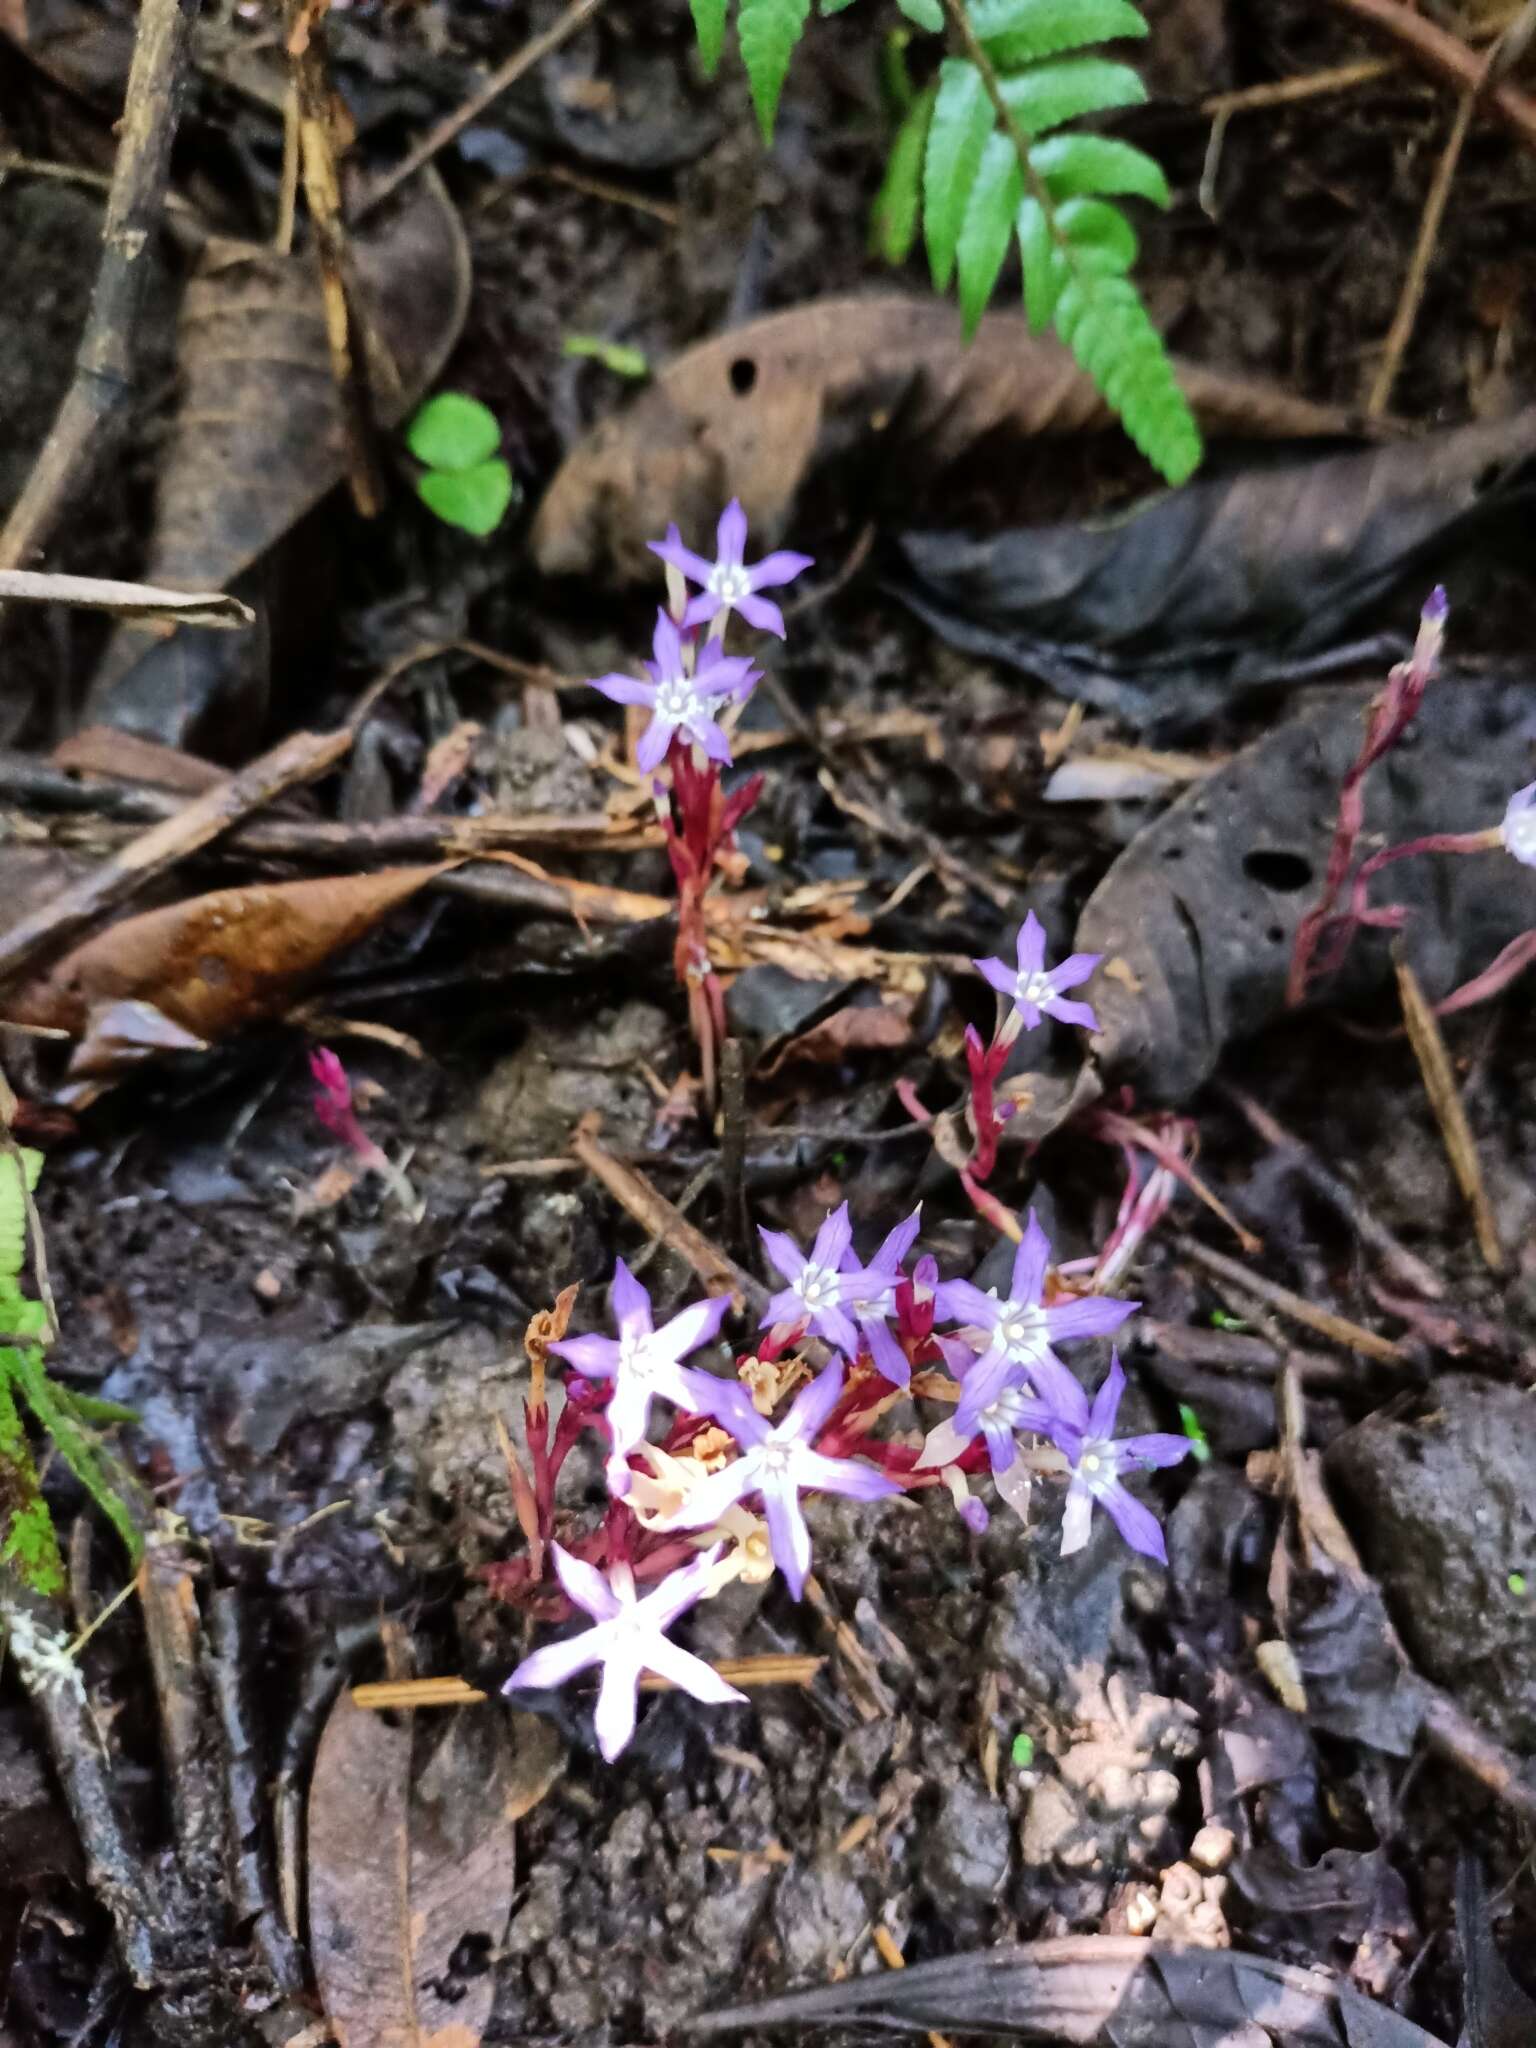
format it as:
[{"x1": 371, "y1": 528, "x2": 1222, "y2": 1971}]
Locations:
[
  {"x1": 872, "y1": 80, "x2": 937, "y2": 262},
  {"x1": 691, "y1": 0, "x2": 731, "y2": 73},
  {"x1": 971, "y1": 0, "x2": 1147, "y2": 63},
  {"x1": 0, "y1": 1376, "x2": 63, "y2": 1596},
  {"x1": 739, "y1": 0, "x2": 813, "y2": 139},
  {"x1": 12, "y1": 1347, "x2": 144, "y2": 1569}
]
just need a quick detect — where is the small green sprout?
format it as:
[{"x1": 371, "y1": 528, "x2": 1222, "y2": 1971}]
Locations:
[
  {"x1": 405, "y1": 392, "x2": 516, "y2": 538},
  {"x1": 1178, "y1": 1403, "x2": 1211, "y2": 1464},
  {"x1": 1011, "y1": 1731, "x2": 1035, "y2": 1769},
  {"x1": 562, "y1": 334, "x2": 650, "y2": 380},
  {"x1": 1510, "y1": 1572, "x2": 1528, "y2": 1597},
  {"x1": 1209, "y1": 1307, "x2": 1250, "y2": 1332}
]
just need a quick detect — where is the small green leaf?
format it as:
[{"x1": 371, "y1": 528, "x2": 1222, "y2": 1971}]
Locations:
[
  {"x1": 1016, "y1": 196, "x2": 1060, "y2": 333},
  {"x1": 739, "y1": 0, "x2": 812, "y2": 141},
  {"x1": 1178, "y1": 1403, "x2": 1211, "y2": 1464},
  {"x1": 417, "y1": 461, "x2": 517, "y2": 537},
  {"x1": 972, "y1": 0, "x2": 1147, "y2": 64},
  {"x1": 999, "y1": 55, "x2": 1146, "y2": 137},
  {"x1": 1030, "y1": 132, "x2": 1168, "y2": 207},
  {"x1": 562, "y1": 334, "x2": 651, "y2": 379},
  {"x1": 406, "y1": 392, "x2": 501, "y2": 473},
  {"x1": 924, "y1": 57, "x2": 995, "y2": 289},
  {"x1": 0, "y1": 1377, "x2": 63, "y2": 1596},
  {"x1": 871, "y1": 80, "x2": 936, "y2": 264},
  {"x1": 1050, "y1": 272, "x2": 1201, "y2": 484},
  {"x1": 1011, "y1": 1731, "x2": 1036, "y2": 1768},
  {"x1": 956, "y1": 131, "x2": 1021, "y2": 335},
  {"x1": 1058, "y1": 194, "x2": 1138, "y2": 272},
  {"x1": 895, "y1": 0, "x2": 943, "y2": 26},
  {"x1": 1209, "y1": 1307, "x2": 1250, "y2": 1331},
  {"x1": 1510, "y1": 1571, "x2": 1528, "y2": 1597},
  {"x1": 690, "y1": 0, "x2": 730, "y2": 73}
]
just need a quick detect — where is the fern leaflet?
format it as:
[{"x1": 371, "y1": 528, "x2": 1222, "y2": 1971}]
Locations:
[{"x1": 738, "y1": 0, "x2": 813, "y2": 140}]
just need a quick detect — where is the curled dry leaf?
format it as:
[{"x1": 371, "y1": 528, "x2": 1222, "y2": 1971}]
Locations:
[
  {"x1": 7, "y1": 864, "x2": 447, "y2": 1053},
  {"x1": 0, "y1": 571, "x2": 253, "y2": 628},
  {"x1": 308, "y1": 1692, "x2": 514, "y2": 2048},
  {"x1": 758, "y1": 991, "x2": 919, "y2": 1077},
  {"x1": 533, "y1": 295, "x2": 1360, "y2": 584},
  {"x1": 1076, "y1": 677, "x2": 1536, "y2": 1105},
  {"x1": 685, "y1": 1935, "x2": 1451, "y2": 2046},
  {"x1": 89, "y1": 170, "x2": 470, "y2": 747}
]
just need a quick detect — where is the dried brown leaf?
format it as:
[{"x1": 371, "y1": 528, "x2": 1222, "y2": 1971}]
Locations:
[
  {"x1": 759, "y1": 992, "x2": 917, "y2": 1075},
  {"x1": 533, "y1": 295, "x2": 1361, "y2": 583},
  {"x1": 308, "y1": 1693, "x2": 514, "y2": 2048},
  {"x1": 9, "y1": 865, "x2": 447, "y2": 1044}
]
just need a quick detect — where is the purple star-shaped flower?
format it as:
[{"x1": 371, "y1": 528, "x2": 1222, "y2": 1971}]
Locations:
[
  {"x1": 588, "y1": 610, "x2": 759, "y2": 772},
  {"x1": 649, "y1": 500, "x2": 814, "y2": 640},
  {"x1": 838, "y1": 1205, "x2": 922, "y2": 1388},
  {"x1": 974, "y1": 910, "x2": 1101, "y2": 1039},
  {"x1": 1042, "y1": 1353, "x2": 1191, "y2": 1563},
  {"x1": 1502, "y1": 783, "x2": 1536, "y2": 868},
  {"x1": 667, "y1": 1358, "x2": 900, "y2": 1599},
  {"x1": 935, "y1": 1210, "x2": 1137, "y2": 1440},
  {"x1": 760, "y1": 1203, "x2": 874, "y2": 1356},
  {"x1": 548, "y1": 1258, "x2": 730, "y2": 1493},
  {"x1": 503, "y1": 1544, "x2": 744, "y2": 1761}
]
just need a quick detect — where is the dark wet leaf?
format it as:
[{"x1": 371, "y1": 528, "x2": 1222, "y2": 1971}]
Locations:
[
  {"x1": 88, "y1": 173, "x2": 470, "y2": 751},
  {"x1": 758, "y1": 991, "x2": 919, "y2": 1075},
  {"x1": 309, "y1": 1692, "x2": 513, "y2": 2048},
  {"x1": 686, "y1": 1937, "x2": 1451, "y2": 2045},
  {"x1": 896, "y1": 411, "x2": 1536, "y2": 729},
  {"x1": 533, "y1": 295, "x2": 1357, "y2": 584},
  {"x1": 1456, "y1": 1856, "x2": 1536, "y2": 2048},
  {"x1": 1231, "y1": 1844, "x2": 1413, "y2": 1952},
  {"x1": 9, "y1": 865, "x2": 447, "y2": 1051},
  {"x1": 1077, "y1": 677, "x2": 1536, "y2": 1105},
  {"x1": 1287, "y1": 1568, "x2": 1427, "y2": 1758}
]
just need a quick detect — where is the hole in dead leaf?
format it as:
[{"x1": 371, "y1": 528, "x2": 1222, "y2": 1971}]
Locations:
[
  {"x1": 1242, "y1": 849, "x2": 1313, "y2": 893},
  {"x1": 729, "y1": 356, "x2": 757, "y2": 395}
]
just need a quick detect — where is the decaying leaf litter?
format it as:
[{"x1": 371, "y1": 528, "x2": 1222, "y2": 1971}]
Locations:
[{"x1": 1, "y1": 0, "x2": 1536, "y2": 2044}]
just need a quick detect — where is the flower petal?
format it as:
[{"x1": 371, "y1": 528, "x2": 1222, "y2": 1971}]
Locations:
[
  {"x1": 592, "y1": 1644, "x2": 642, "y2": 1761},
  {"x1": 809, "y1": 1304, "x2": 862, "y2": 1355},
  {"x1": 1088, "y1": 1353, "x2": 1126, "y2": 1439},
  {"x1": 659, "y1": 1455, "x2": 761, "y2": 1532},
  {"x1": 648, "y1": 531, "x2": 715, "y2": 587},
  {"x1": 654, "y1": 1293, "x2": 731, "y2": 1363},
  {"x1": 1046, "y1": 1292, "x2": 1138, "y2": 1343},
  {"x1": 861, "y1": 1313, "x2": 911, "y2": 1388},
  {"x1": 784, "y1": 1356, "x2": 847, "y2": 1444},
  {"x1": 795, "y1": 1447, "x2": 900, "y2": 1502},
  {"x1": 1120, "y1": 1432, "x2": 1195, "y2": 1472},
  {"x1": 1099, "y1": 1480, "x2": 1167, "y2": 1563},
  {"x1": 589, "y1": 671, "x2": 655, "y2": 707},
  {"x1": 1043, "y1": 995, "x2": 1099, "y2": 1033},
  {"x1": 717, "y1": 499, "x2": 748, "y2": 567},
  {"x1": 548, "y1": 1333, "x2": 620, "y2": 1379},
  {"x1": 683, "y1": 1369, "x2": 766, "y2": 1446},
  {"x1": 763, "y1": 1483, "x2": 813, "y2": 1599},
  {"x1": 758, "y1": 1226, "x2": 806, "y2": 1288},
  {"x1": 1015, "y1": 911, "x2": 1047, "y2": 977},
  {"x1": 1012, "y1": 1210, "x2": 1052, "y2": 1307},
  {"x1": 812, "y1": 1202, "x2": 854, "y2": 1270},
  {"x1": 650, "y1": 608, "x2": 684, "y2": 675},
  {"x1": 691, "y1": 714, "x2": 735, "y2": 766},
  {"x1": 604, "y1": 1375, "x2": 652, "y2": 1459},
  {"x1": 638, "y1": 1545, "x2": 720, "y2": 1629},
  {"x1": 635, "y1": 716, "x2": 675, "y2": 773},
  {"x1": 1059, "y1": 1478, "x2": 1094, "y2": 1555},
  {"x1": 682, "y1": 590, "x2": 725, "y2": 629},
  {"x1": 550, "y1": 1543, "x2": 621, "y2": 1622},
  {"x1": 610, "y1": 1257, "x2": 652, "y2": 1335},
  {"x1": 871, "y1": 1205, "x2": 923, "y2": 1274},
  {"x1": 973, "y1": 955, "x2": 1018, "y2": 999},
  {"x1": 916, "y1": 1415, "x2": 969, "y2": 1469},
  {"x1": 953, "y1": 1349, "x2": 1018, "y2": 1436},
  {"x1": 980, "y1": 1411, "x2": 1017, "y2": 1474},
  {"x1": 934, "y1": 1277, "x2": 998, "y2": 1330},
  {"x1": 504, "y1": 1627, "x2": 604, "y2": 1694},
  {"x1": 1048, "y1": 949, "x2": 1101, "y2": 991},
  {"x1": 747, "y1": 548, "x2": 815, "y2": 591},
  {"x1": 642, "y1": 1633, "x2": 747, "y2": 1707},
  {"x1": 734, "y1": 592, "x2": 787, "y2": 638}
]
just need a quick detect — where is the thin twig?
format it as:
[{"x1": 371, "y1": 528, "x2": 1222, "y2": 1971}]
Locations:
[
  {"x1": 0, "y1": 0, "x2": 200, "y2": 572},
  {"x1": 568, "y1": 1116, "x2": 762, "y2": 1311},
  {"x1": 1366, "y1": 87, "x2": 1476, "y2": 417},
  {"x1": 1394, "y1": 951, "x2": 1502, "y2": 1272},
  {"x1": 1175, "y1": 1235, "x2": 1410, "y2": 1367},
  {"x1": 356, "y1": 0, "x2": 603, "y2": 221},
  {"x1": 1329, "y1": 0, "x2": 1536, "y2": 152}
]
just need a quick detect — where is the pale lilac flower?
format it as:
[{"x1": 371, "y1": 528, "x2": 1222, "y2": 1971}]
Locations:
[
  {"x1": 666, "y1": 1358, "x2": 900, "y2": 1599},
  {"x1": 935, "y1": 1210, "x2": 1137, "y2": 1440},
  {"x1": 503, "y1": 1543, "x2": 744, "y2": 1761},
  {"x1": 1501, "y1": 783, "x2": 1536, "y2": 868},
  {"x1": 974, "y1": 911, "x2": 1101, "y2": 1039},
  {"x1": 650, "y1": 500, "x2": 814, "y2": 639},
  {"x1": 588, "y1": 610, "x2": 759, "y2": 771},
  {"x1": 1045, "y1": 1353, "x2": 1191, "y2": 1563},
  {"x1": 760, "y1": 1203, "x2": 871, "y2": 1355},
  {"x1": 548, "y1": 1259, "x2": 729, "y2": 1493},
  {"x1": 839, "y1": 1205, "x2": 922, "y2": 1388}
]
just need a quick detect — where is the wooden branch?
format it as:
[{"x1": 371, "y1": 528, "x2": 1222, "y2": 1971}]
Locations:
[
  {"x1": 0, "y1": 0, "x2": 201, "y2": 572},
  {"x1": 1330, "y1": 0, "x2": 1536, "y2": 152}
]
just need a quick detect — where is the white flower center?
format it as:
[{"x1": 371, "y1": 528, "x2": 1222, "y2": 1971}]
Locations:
[
  {"x1": 759, "y1": 1441, "x2": 794, "y2": 1480},
  {"x1": 1504, "y1": 809, "x2": 1536, "y2": 864},
  {"x1": 996, "y1": 1302, "x2": 1048, "y2": 1358},
  {"x1": 618, "y1": 1329, "x2": 654, "y2": 1380},
  {"x1": 1014, "y1": 970, "x2": 1056, "y2": 1007},
  {"x1": 654, "y1": 673, "x2": 702, "y2": 724},
  {"x1": 796, "y1": 1263, "x2": 839, "y2": 1314},
  {"x1": 1078, "y1": 1439, "x2": 1116, "y2": 1492},
  {"x1": 710, "y1": 564, "x2": 752, "y2": 603}
]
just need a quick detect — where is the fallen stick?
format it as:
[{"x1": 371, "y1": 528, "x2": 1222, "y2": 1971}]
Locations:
[
  {"x1": 1174, "y1": 1235, "x2": 1411, "y2": 1367},
  {"x1": 569, "y1": 1116, "x2": 763, "y2": 1312},
  {"x1": 0, "y1": 726, "x2": 354, "y2": 994},
  {"x1": 1330, "y1": 0, "x2": 1536, "y2": 152}
]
